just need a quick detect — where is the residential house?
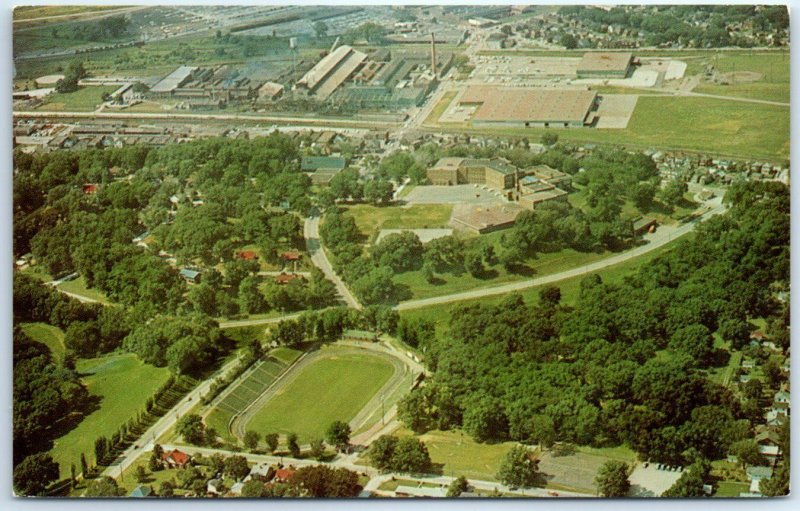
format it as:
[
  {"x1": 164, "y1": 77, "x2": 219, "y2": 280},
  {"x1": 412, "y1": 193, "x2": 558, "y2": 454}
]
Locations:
[
  {"x1": 180, "y1": 268, "x2": 201, "y2": 284},
  {"x1": 161, "y1": 449, "x2": 191, "y2": 469},
  {"x1": 275, "y1": 273, "x2": 305, "y2": 285},
  {"x1": 129, "y1": 485, "x2": 153, "y2": 498},
  {"x1": 746, "y1": 466, "x2": 773, "y2": 495},
  {"x1": 207, "y1": 478, "x2": 225, "y2": 496},
  {"x1": 274, "y1": 467, "x2": 295, "y2": 483}
]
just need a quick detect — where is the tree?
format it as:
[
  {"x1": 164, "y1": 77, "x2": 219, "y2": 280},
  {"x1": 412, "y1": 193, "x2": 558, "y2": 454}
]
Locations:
[
  {"x1": 314, "y1": 21, "x2": 329, "y2": 38},
  {"x1": 632, "y1": 182, "x2": 657, "y2": 212},
  {"x1": 729, "y1": 439, "x2": 765, "y2": 469},
  {"x1": 176, "y1": 414, "x2": 206, "y2": 445},
  {"x1": 391, "y1": 437, "x2": 431, "y2": 473},
  {"x1": 135, "y1": 465, "x2": 148, "y2": 483},
  {"x1": 497, "y1": 445, "x2": 540, "y2": 488},
  {"x1": 669, "y1": 324, "x2": 714, "y2": 365},
  {"x1": 326, "y1": 421, "x2": 351, "y2": 451},
  {"x1": 289, "y1": 465, "x2": 360, "y2": 497},
  {"x1": 421, "y1": 261, "x2": 436, "y2": 284},
  {"x1": 464, "y1": 249, "x2": 485, "y2": 277},
  {"x1": 241, "y1": 479, "x2": 266, "y2": 497},
  {"x1": 80, "y1": 453, "x2": 88, "y2": 478},
  {"x1": 661, "y1": 462, "x2": 708, "y2": 497},
  {"x1": 560, "y1": 33, "x2": 578, "y2": 49},
  {"x1": 447, "y1": 475, "x2": 469, "y2": 497},
  {"x1": 85, "y1": 476, "x2": 123, "y2": 497},
  {"x1": 368, "y1": 435, "x2": 398, "y2": 471},
  {"x1": 243, "y1": 430, "x2": 260, "y2": 451},
  {"x1": 595, "y1": 460, "x2": 631, "y2": 497},
  {"x1": 239, "y1": 276, "x2": 267, "y2": 314},
  {"x1": 264, "y1": 433, "x2": 279, "y2": 453},
  {"x1": 718, "y1": 318, "x2": 751, "y2": 350},
  {"x1": 287, "y1": 433, "x2": 301, "y2": 457},
  {"x1": 759, "y1": 463, "x2": 789, "y2": 496},
  {"x1": 224, "y1": 455, "x2": 250, "y2": 480},
  {"x1": 540, "y1": 132, "x2": 559, "y2": 146},
  {"x1": 310, "y1": 439, "x2": 326, "y2": 460},
  {"x1": 13, "y1": 454, "x2": 60, "y2": 496},
  {"x1": 660, "y1": 177, "x2": 688, "y2": 207},
  {"x1": 160, "y1": 481, "x2": 175, "y2": 497}
]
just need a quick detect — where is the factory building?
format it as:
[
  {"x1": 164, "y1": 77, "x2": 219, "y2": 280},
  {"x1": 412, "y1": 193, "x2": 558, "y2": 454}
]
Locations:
[
  {"x1": 296, "y1": 45, "x2": 367, "y2": 99},
  {"x1": 576, "y1": 52, "x2": 635, "y2": 78},
  {"x1": 460, "y1": 87, "x2": 599, "y2": 128}
]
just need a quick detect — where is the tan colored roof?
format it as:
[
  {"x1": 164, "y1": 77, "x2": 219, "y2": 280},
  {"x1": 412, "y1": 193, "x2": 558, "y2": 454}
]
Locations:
[
  {"x1": 314, "y1": 48, "x2": 366, "y2": 99},
  {"x1": 298, "y1": 45, "x2": 366, "y2": 98},
  {"x1": 259, "y1": 81, "x2": 284, "y2": 97},
  {"x1": 459, "y1": 85, "x2": 496, "y2": 104},
  {"x1": 473, "y1": 89, "x2": 597, "y2": 123},
  {"x1": 432, "y1": 157, "x2": 465, "y2": 170},
  {"x1": 577, "y1": 52, "x2": 633, "y2": 73}
]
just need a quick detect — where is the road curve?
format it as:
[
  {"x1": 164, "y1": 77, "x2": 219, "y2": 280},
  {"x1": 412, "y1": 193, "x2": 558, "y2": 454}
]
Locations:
[{"x1": 304, "y1": 216, "x2": 362, "y2": 310}]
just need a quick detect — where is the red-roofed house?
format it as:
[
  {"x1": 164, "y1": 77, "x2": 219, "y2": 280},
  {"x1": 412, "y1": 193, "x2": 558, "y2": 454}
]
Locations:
[
  {"x1": 236, "y1": 250, "x2": 258, "y2": 261},
  {"x1": 83, "y1": 183, "x2": 98, "y2": 194},
  {"x1": 162, "y1": 449, "x2": 191, "y2": 468},
  {"x1": 281, "y1": 251, "x2": 301, "y2": 261},
  {"x1": 274, "y1": 467, "x2": 295, "y2": 483},
  {"x1": 275, "y1": 273, "x2": 305, "y2": 285}
]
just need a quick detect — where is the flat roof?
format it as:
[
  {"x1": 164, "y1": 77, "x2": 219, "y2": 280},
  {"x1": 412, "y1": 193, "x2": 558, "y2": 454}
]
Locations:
[
  {"x1": 459, "y1": 85, "x2": 496, "y2": 104},
  {"x1": 577, "y1": 52, "x2": 633, "y2": 73},
  {"x1": 521, "y1": 187, "x2": 568, "y2": 202},
  {"x1": 432, "y1": 157, "x2": 464, "y2": 170},
  {"x1": 472, "y1": 88, "x2": 597, "y2": 123},
  {"x1": 314, "y1": 49, "x2": 366, "y2": 99},
  {"x1": 151, "y1": 66, "x2": 197, "y2": 93}
]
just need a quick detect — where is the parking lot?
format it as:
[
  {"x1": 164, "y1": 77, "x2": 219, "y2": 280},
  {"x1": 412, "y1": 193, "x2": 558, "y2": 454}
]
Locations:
[{"x1": 628, "y1": 463, "x2": 684, "y2": 497}]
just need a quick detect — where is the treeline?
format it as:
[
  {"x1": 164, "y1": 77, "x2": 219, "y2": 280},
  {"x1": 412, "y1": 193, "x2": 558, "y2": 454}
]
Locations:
[
  {"x1": 558, "y1": 5, "x2": 788, "y2": 47},
  {"x1": 267, "y1": 305, "x2": 399, "y2": 347},
  {"x1": 52, "y1": 15, "x2": 131, "y2": 43},
  {"x1": 397, "y1": 181, "x2": 789, "y2": 465}
]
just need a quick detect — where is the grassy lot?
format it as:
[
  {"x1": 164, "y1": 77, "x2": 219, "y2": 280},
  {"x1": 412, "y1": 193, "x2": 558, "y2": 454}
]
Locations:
[
  {"x1": 58, "y1": 276, "x2": 111, "y2": 304},
  {"x1": 20, "y1": 322, "x2": 66, "y2": 360},
  {"x1": 13, "y1": 5, "x2": 124, "y2": 21},
  {"x1": 392, "y1": 427, "x2": 515, "y2": 481},
  {"x1": 714, "y1": 481, "x2": 750, "y2": 497},
  {"x1": 689, "y1": 52, "x2": 790, "y2": 103},
  {"x1": 343, "y1": 204, "x2": 453, "y2": 242},
  {"x1": 38, "y1": 86, "x2": 117, "y2": 112},
  {"x1": 569, "y1": 185, "x2": 698, "y2": 227},
  {"x1": 246, "y1": 348, "x2": 395, "y2": 443},
  {"x1": 576, "y1": 444, "x2": 637, "y2": 463},
  {"x1": 399, "y1": 239, "x2": 678, "y2": 332},
  {"x1": 50, "y1": 353, "x2": 170, "y2": 479},
  {"x1": 395, "y1": 246, "x2": 615, "y2": 300},
  {"x1": 424, "y1": 90, "x2": 458, "y2": 125},
  {"x1": 428, "y1": 95, "x2": 789, "y2": 162}
]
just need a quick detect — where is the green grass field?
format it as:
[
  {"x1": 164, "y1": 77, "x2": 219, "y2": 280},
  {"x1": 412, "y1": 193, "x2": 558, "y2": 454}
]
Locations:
[
  {"x1": 429, "y1": 95, "x2": 789, "y2": 162},
  {"x1": 714, "y1": 481, "x2": 750, "y2": 497},
  {"x1": 50, "y1": 353, "x2": 170, "y2": 479},
  {"x1": 270, "y1": 346, "x2": 303, "y2": 366},
  {"x1": 58, "y1": 276, "x2": 111, "y2": 304},
  {"x1": 20, "y1": 322, "x2": 66, "y2": 361},
  {"x1": 343, "y1": 204, "x2": 453, "y2": 241},
  {"x1": 246, "y1": 349, "x2": 395, "y2": 443},
  {"x1": 392, "y1": 427, "x2": 516, "y2": 481},
  {"x1": 689, "y1": 52, "x2": 790, "y2": 103},
  {"x1": 38, "y1": 86, "x2": 118, "y2": 112}
]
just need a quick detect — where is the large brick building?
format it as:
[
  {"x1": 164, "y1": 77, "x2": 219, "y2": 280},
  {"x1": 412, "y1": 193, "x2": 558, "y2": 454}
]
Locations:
[{"x1": 426, "y1": 157, "x2": 517, "y2": 188}]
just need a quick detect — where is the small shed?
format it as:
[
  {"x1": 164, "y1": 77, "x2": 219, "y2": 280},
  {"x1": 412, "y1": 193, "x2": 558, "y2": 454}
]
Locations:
[{"x1": 180, "y1": 268, "x2": 201, "y2": 283}]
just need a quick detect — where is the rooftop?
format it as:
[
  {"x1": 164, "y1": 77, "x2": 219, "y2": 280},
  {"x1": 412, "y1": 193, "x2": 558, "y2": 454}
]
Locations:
[
  {"x1": 577, "y1": 52, "x2": 634, "y2": 73},
  {"x1": 470, "y1": 88, "x2": 597, "y2": 123},
  {"x1": 151, "y1": 66, "x2": 197, "y2": 93}
]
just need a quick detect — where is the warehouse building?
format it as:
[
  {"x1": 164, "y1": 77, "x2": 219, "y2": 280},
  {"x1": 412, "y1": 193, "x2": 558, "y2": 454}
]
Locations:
[
  {"x1": 296, "y1": 45, "x2": 367, "y2": 100},
  {"x1": 576, "y1": 52, "x2": 635, "y2": 78},
  {"x1": 460, "y1": 87, "x2": 599, "y2": 128},
  {"x1": 149, "y1": 66, "x2": 197, "y2": 97}
]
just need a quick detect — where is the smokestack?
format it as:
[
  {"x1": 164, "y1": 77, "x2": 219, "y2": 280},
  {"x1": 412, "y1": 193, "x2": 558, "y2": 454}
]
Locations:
[{"x1": 430, "y1": 32, "x2": 437, "y2": 77}]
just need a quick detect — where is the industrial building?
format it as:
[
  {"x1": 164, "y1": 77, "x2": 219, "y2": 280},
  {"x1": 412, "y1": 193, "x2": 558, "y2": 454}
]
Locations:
[
  {"x1": 148, "y1": 65, "x2": 265, "y2": 106},
  {"x1": 149, "y1": 66, "x2": 198, "y2": 96},
  {"x1": 296, "y1": 45, "x2": 367, "y2": 99},
  {"x1": 576, "y1": 52, "x2": 635, "y2": 78},
  {"x1": 460, "y1": 87, "x2": 599, "y2": 128}
]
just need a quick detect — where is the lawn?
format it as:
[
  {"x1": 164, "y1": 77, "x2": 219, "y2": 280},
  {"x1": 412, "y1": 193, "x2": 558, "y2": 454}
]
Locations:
[
  {"x1": 392, "y1": 427, "x2": 516, "y2": 481},
  {"x1": 395, "y1": 246, "x2": 615, "y2": 300},
  {"x1": 245, "y1": 349, "x2": 395, "y2": 442},
  {"x1": 20, "y1": 322, "x2": 66, "y2": 361},
  {"x1": 58, "y1": 276, "x2": 111, "y2": 304},
  {"x1": 270, "y1": 346, "x2": 303, "y2": 366},
  {"x1": 689, "y1": 52, "x2": 790, "y2": 104},
  {"x1": 399, "y1": 239, "x2": 679, "y2": 332},
  {"x1": 714, "y1": 481, "x2": 750, "y2": 497},
  {"x1": 49, "y1": 353, "x2": 171, "y2": 479},
  {"x1": 424, "y1": 90, "x2": 458, "y2": 125},
  {"x1": 38, "y1": 86, "x2": 118, "y2": 112},
  {"x1": 343, "y1": 204, "x2": 453, "y2": 241},
  {"x1": 431, "y1": 95, "x2": 789, "y2": 162}
]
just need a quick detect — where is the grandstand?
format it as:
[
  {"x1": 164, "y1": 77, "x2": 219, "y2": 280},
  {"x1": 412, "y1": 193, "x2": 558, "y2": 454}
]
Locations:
[{"x1": 212, "y1": 357, "x2": 289, "y2": 417}]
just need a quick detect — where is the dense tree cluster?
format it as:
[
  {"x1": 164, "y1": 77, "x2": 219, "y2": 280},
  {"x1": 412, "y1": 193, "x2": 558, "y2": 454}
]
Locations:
[
  {"x1": 267, "y1": 305, "x2": 399, "y2": 347},
  {"x1": 397, "y1": 181, "x2": 789, "y2": 466},
  {"x1": 558, "y1": 5, "x2": 788, "y2": 47},
  {"x1": 367, "y1": 435, "x2": 432, "y2": 473}
]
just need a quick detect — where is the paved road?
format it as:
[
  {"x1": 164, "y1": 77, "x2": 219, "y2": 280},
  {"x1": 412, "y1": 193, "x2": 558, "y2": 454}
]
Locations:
[
  {"x1": 98, "y1": 356, "x2": 244, "y2": 482},
  {"x1": 158, "y1": 444, "x2": 593, "y2": 498},
  {"x1": 395, "y1": 200, "x2": 726, "y2": 311},
  {"x1": 304, "y1": 216, "x2": 361, "y2": 309}
]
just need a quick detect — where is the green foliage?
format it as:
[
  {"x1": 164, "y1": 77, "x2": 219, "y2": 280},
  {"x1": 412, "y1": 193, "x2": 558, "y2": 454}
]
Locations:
[
  {"x1": 176, "y1": 414, "x2": 206, "y2": 445},
  {"x1": 496, "y1": 445, "x2": 540, "y2": 488},
  {"x1": 264, "y1": 433, "x2": 279, "y2": 453},
  {"x1": 85, "y1": 476, "x2": 123, "y2": 497},
  {"x1": 310, "y1": 439, "x2": 326, "y2": 460},
  {"x1": 224, "y1": 455, "x2": 250, "y2": 480},
  {"x1": 325, "y1": 421, "x2": 351, "y2": 451},
  {"x1": 371, "y1": 231, "x2": 423, "y2": 273},
  {"x1": 447, "y1": 475, "x2": 469, "y2": 497},
  {"x1": 288, "y1": 432, "x2": 300, "y2": 457},
  {"x1": 289, "y1": 465, "x2": 361, "y2": 497},
  {"x1": 243, "y1": 430, "x2": 260, "y2": 451},
  {"x1": 595, "y1": 460, "x2": 631, "y2": 497},
  {"x1": 13, "y1": 454, "x2": 59, "y2": 496}
]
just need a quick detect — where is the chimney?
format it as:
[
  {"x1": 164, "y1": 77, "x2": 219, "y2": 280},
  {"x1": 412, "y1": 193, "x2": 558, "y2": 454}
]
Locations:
[{"x1": 430, "y1": 32, "x2": 437, "y2": 77}]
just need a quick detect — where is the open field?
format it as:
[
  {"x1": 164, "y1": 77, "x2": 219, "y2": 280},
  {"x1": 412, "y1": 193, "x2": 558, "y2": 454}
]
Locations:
[
  {"x1": 399, "y1": 240, "x2": 678, "y2": 331},
  {"x1": 39, "y1": 86, "x2": 118, "y2": 112},
  {"x1": 14, "y1": 5, "x2": 126, "y2": 21},
  {"x1": 343, "y1": 204, "x2": 453, "y2": 241},
  {"x1": 688, "y1": 52, "x2": 790, "y2": 103},
  {"x1": 714, "y1": 481, "x2": 750, "y2": 497},
  {"x1": 20, "y1": 322, "x2": 66, "y2": 361},
  {"x1": 245, "y1": 349, "x2": 395, "y2": 442},
  {"x1": 50, "y1": 353, "x2": 170, "y2": 479},
  {"x1": 58, "y1": 276, "x2": 112, "y2": 303},
  {"x1": 427, "y1": 95, "x2": 789, "y2": 161}
]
